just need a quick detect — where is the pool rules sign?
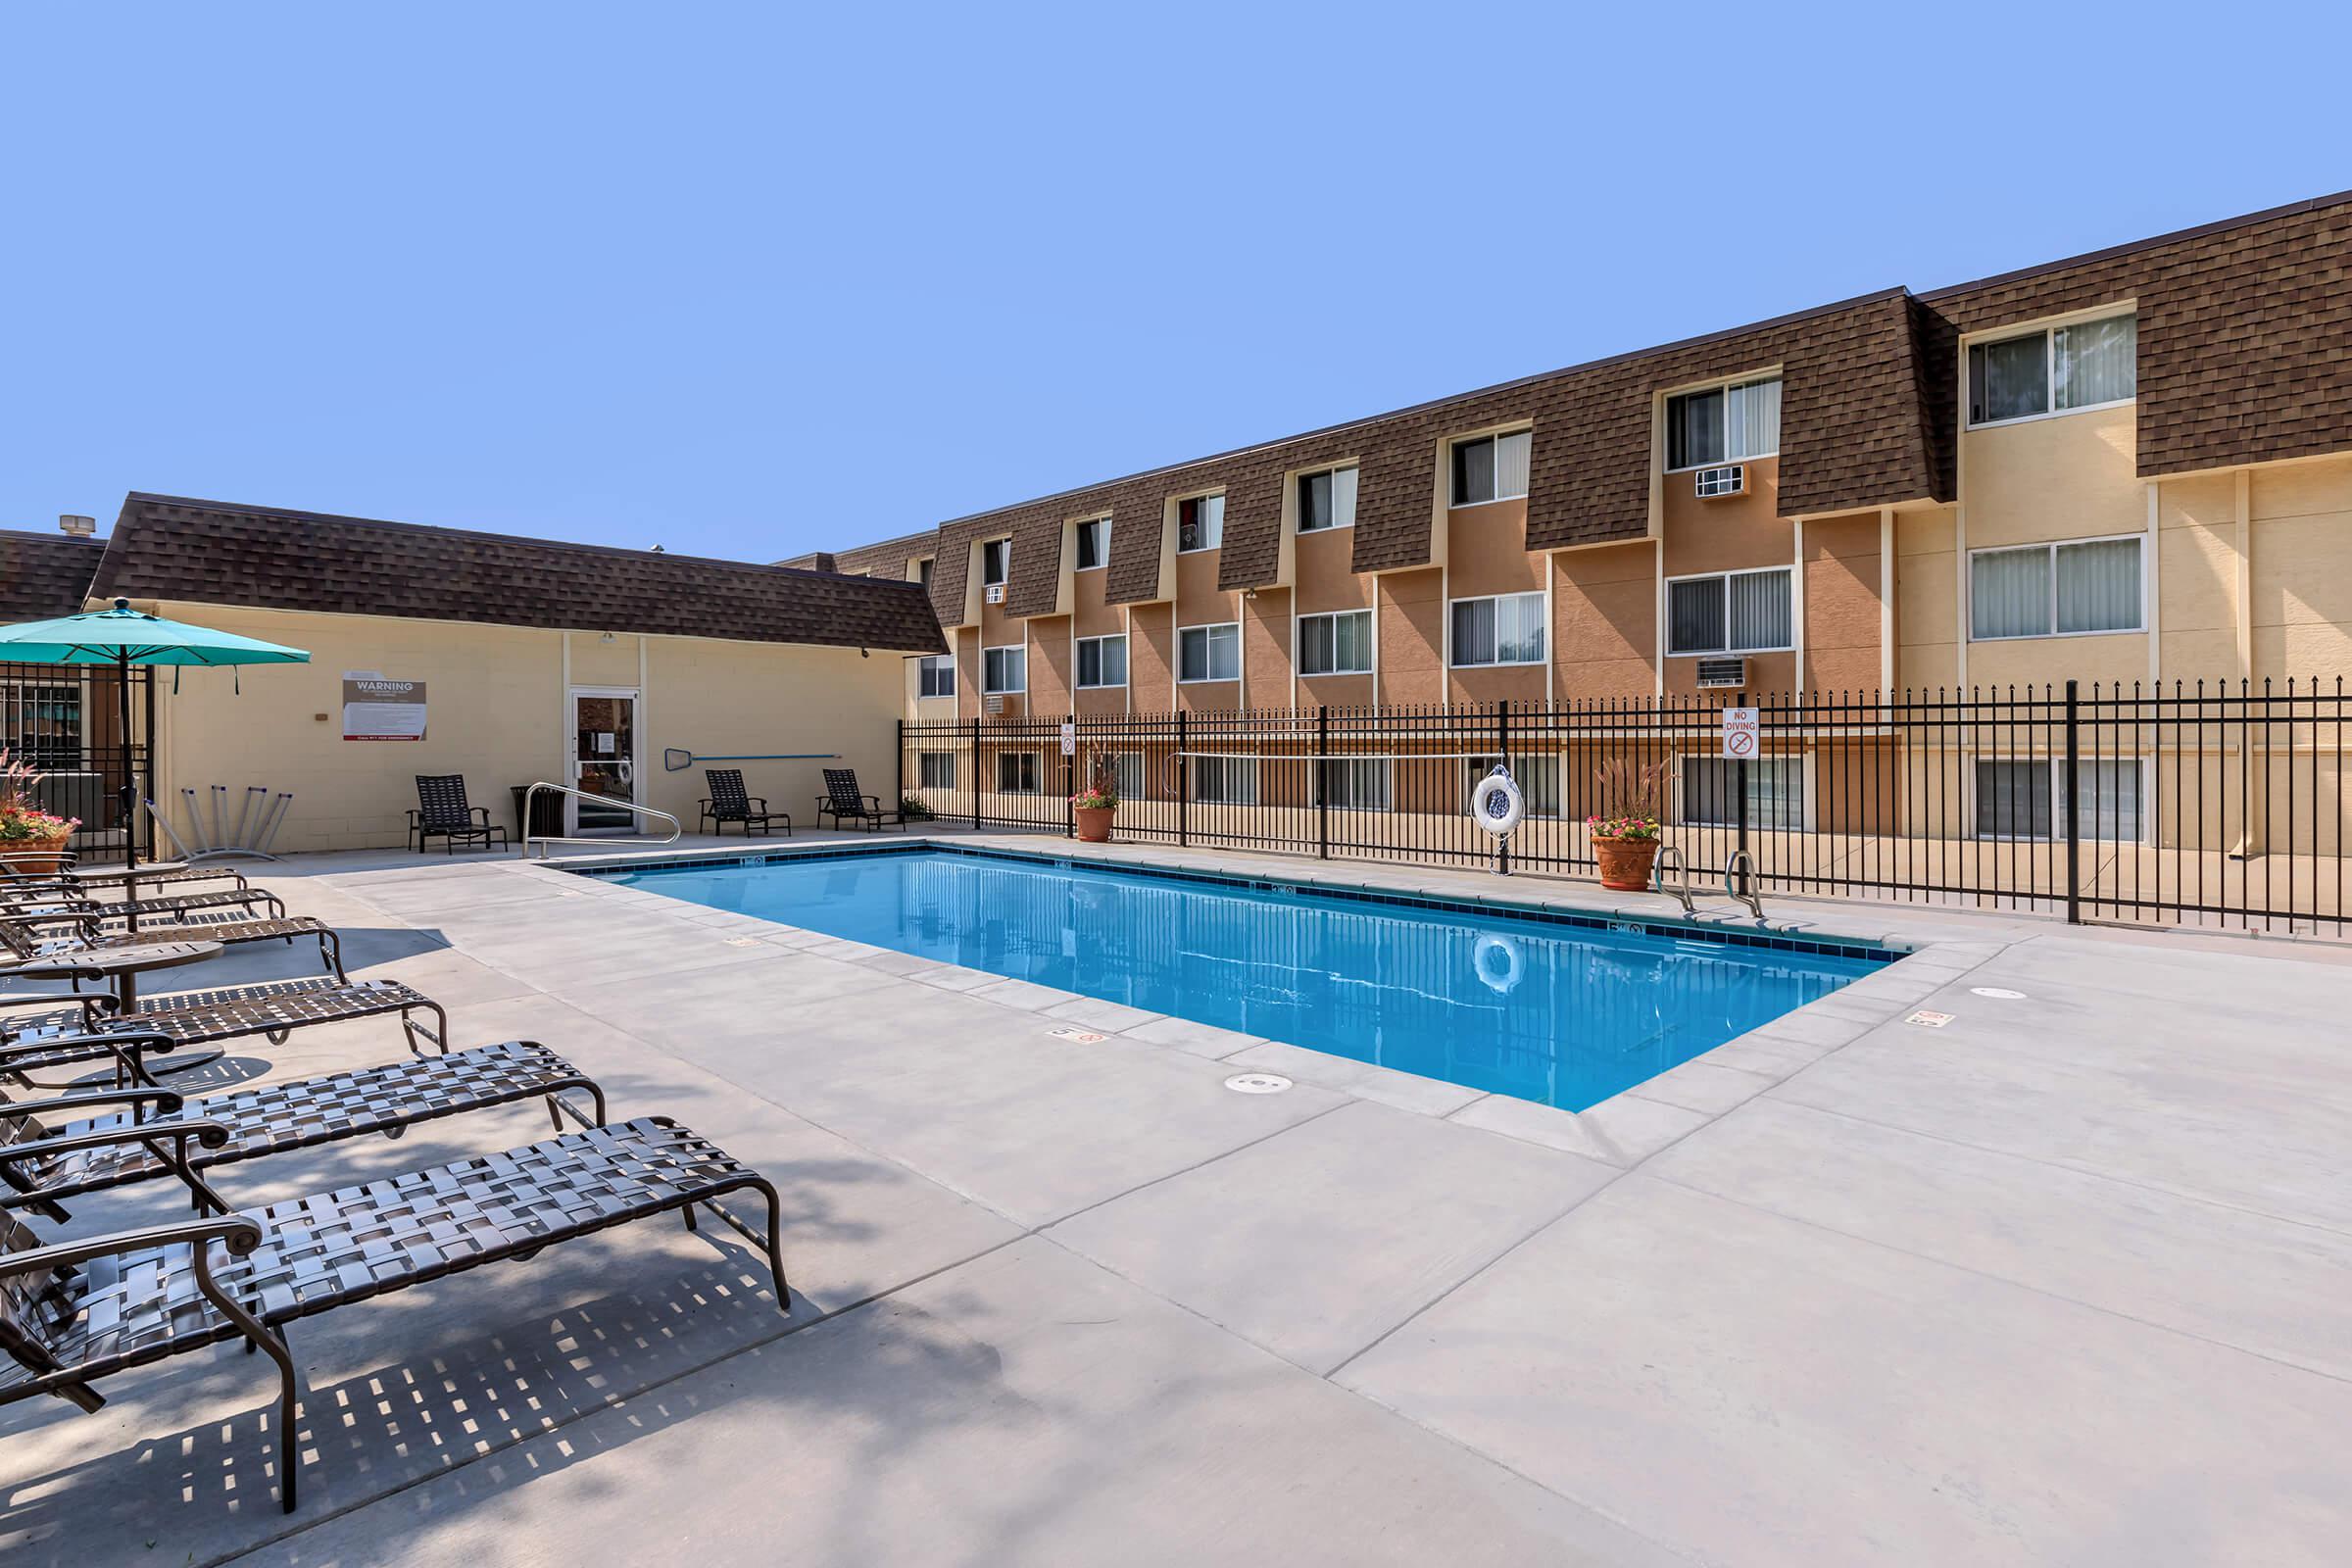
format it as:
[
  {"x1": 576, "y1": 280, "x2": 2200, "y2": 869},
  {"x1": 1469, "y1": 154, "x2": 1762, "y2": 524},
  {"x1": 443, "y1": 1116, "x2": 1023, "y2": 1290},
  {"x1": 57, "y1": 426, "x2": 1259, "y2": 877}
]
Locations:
[
  {"x1": 342, "y1": 673, "x2": 427, "y2": 742},
  {"x1": 1720, "y1": 707, "x2": 1759, "y2": 760}
]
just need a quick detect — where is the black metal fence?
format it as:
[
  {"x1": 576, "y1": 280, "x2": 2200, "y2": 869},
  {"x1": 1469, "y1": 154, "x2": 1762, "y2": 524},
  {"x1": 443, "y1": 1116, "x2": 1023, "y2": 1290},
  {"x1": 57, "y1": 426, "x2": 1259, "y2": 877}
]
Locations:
[
  {"x1": 0, "y1": 662, "x2": 154, "y2": 864},
  {"x1": 902, "y1": 679, "x2": 2352, "y2": 938}
]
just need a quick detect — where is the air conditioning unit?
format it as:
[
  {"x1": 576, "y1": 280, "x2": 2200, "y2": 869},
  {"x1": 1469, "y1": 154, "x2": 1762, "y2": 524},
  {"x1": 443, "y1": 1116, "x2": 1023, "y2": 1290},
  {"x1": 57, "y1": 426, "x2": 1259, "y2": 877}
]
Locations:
[
  {"x1": 984, "y1": 582, "x2": 1005, "y2": 605},
  {"x1": 1693, "y1": 464, "x2": 1746, "y2": 500},
  {"x1": 1696, "y1": 657, "x2": 1746, "y2": 690}
]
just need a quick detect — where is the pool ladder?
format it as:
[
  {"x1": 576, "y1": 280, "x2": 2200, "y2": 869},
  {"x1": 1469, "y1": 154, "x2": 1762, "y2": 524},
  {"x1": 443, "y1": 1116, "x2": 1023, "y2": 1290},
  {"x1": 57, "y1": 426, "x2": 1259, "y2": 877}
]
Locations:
[{"x1": 1651, "y1": 844, "x2": 1766, "y2": 923}]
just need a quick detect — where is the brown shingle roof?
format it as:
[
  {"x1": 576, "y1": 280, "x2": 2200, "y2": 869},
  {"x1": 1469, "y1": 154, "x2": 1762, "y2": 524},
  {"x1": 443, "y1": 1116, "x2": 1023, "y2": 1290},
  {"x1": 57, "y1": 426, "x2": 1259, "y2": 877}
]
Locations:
[
  {"x1": 94, "y1": 495, "x2": 945, "y2": 654},
  {"x1": 0, "y1": 530, "x2": 104, "y2": 621}
]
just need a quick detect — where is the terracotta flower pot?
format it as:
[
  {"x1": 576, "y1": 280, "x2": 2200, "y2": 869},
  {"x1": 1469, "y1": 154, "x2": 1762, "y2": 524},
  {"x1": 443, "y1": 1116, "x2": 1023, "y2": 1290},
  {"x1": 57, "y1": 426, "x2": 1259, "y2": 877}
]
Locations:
[
  {"x1": 1592, "y1": 835, "x2": 1660, "y2": 893},
  {"x1": 1074, "y1": 806, "x2": 1114, "y2": 843},
  {"x1": 2, "y1": 836, "x2": 72, "y2": 875}
]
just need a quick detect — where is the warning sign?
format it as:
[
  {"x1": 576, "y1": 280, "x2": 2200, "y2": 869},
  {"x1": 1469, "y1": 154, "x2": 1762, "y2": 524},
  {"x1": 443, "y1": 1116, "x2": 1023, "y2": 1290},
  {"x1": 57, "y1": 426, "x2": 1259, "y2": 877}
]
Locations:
[
  {"x1": 1720, "y1": 707, "x2": 1759, "y2": 760},
  {"x1": 342, "y1": 676, "x2": 427, "y2": 742}
]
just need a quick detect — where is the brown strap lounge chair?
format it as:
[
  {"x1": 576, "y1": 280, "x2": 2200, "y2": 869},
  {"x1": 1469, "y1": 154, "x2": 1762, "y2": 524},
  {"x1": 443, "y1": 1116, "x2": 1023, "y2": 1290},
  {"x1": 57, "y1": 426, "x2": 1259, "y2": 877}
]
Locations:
[
  {"x1": 409, "y1": 774, "x2": 510, "y2": 855},
  {"x1": 816, "y1": 768, "x2": 906, "y2": 832},
  {"x1": 0, "y1": 1116, "x2": 788, "y2": 1511},
  {"x1": 0, "y1": 897, "x2": 345, "y2": 980},
  {"x1": 0, "y1": 880, "x2": 286, "y2": 925},
  {"x1": 0, "y1": 1038, "x2": 605, "y2": 1220},
  {"x1": 0, "y1": 855, "x2": 253, "y2": 900},
  {"x1": 698, "y1": 768, "x2": 792, "y2": 837}
]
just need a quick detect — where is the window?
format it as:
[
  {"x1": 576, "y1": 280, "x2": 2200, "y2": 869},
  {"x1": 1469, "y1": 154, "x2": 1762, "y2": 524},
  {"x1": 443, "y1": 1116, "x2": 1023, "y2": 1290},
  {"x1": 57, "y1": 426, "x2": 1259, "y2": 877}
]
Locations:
[
  {"x1": 1450, "y1": 430, "x2": 1532, "y2": 507},
  {"x1": 1316, "y1": 759, "x2": 1392, "y2": 810},
  {"x1": 1667, "y1": 377, "x2": 1782, "y2": 470},
  {"x1": 982, "y1": 645, "x2": 1026, "y2": 694},
  {"x1": 1967, "y1": 313, "x2": 2136, "y2": 426},
  {"x1": 1297, "y1": 466, "x2": 1358, "y2": 532},
  {"x1": 1178, "y1": 621, "x2": 1240, "y2": 682},
  {"x1": 1462, "y1": 757, "x2": 1559, "y2": 817},
  {"x1": 982, "y1": 539, "x2": 1010, "y2": 587},
  {"x1": 997, "y1": 752, "x2": 1041, "y2": 794},
  {"x1": 1105, "y1": 752, "x2": 1146, "y2": 800},
  {"x1": 1975, "y1": 760, "x2": 2144, "y2": 842},
  {"x1": 918, "y1": 752, "x2": 956, "y2": 789},
  {"x1": 1075, "y1": 633, "x2": 1128, "y2": 689},
  {"x1": 1450, "y1": 592, "x2": 1547, "y2": 667},
  {"x1": 916, "y1": 654, "x2": 956, "y2": 698},
  {"x1": 1179, "y1": 494, "x2": 1224, "y2": 553},
  {"x1": 1666, "y1": 567, "x2": 1792, "y2": 656},
  {"x1": 1298, "y1": 610, "x2": 1373, "y2": 676},
  {"x1": 1970, "y1": 536, "x2": 2142, "y2": 640},
  {"x1": 1680, "y1": 757, "x2": 1804, "y2": 829},
  {"x1": 1075, "y1": 517, "x2": 1108, "y2": 571},
  {"x1": 916, "y1": 558, "x2": 935, "y2": 589},
  {"x1": 1193, "y1": 755, "x2": 1258, "y2": 805}
]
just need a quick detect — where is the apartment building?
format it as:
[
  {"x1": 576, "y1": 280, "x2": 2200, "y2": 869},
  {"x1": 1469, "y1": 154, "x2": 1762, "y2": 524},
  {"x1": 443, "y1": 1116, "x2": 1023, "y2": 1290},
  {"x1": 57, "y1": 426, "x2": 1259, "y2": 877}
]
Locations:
[{"x1": 797, "y1": 192, "x2": 2352, "y2": 846}]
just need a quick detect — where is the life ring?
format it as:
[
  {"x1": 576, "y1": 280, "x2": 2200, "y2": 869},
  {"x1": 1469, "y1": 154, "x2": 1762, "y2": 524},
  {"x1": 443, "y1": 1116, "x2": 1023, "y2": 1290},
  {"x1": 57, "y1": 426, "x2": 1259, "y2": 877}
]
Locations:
[
  {"x1": 1473, "y1": 933, "x2": 1524, "y2": 995},
  {"x1": 1469, "y1": 766, "x2": 1525, "y2": 837}
]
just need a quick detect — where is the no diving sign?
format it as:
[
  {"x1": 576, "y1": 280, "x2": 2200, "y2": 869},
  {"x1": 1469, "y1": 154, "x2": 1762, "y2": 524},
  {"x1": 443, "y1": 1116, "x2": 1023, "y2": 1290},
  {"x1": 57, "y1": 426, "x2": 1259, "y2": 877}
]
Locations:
[{"x1": 1720, "y1": 707, "x2": 1759, "y2": 760}]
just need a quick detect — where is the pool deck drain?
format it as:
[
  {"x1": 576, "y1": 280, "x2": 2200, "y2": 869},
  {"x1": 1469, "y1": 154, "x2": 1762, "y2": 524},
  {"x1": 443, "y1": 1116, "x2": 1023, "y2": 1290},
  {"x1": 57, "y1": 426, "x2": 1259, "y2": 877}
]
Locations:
[{"x1": 5, "y1": 827, "x2": 2349, "y2": 1568}]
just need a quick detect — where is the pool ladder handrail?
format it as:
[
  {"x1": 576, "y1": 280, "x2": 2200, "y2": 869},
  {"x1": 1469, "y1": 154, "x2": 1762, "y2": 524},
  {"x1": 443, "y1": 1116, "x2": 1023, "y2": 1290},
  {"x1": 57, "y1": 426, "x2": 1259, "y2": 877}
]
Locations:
[
  {"x1": 1724, "y1": 848, "x2": 1765, "y2": 922},
  {"x1": 521, "y1": 782, "x2": 684, "y2": 859},
  {"x1": 1651, "y1": 844, "x2": 1696, "y2": 918}
]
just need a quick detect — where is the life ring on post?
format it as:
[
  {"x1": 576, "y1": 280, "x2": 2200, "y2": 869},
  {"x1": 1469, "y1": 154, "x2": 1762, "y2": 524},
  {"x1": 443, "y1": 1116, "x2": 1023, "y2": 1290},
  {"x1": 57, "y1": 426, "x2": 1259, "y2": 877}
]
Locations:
[
  {"x1": 1473, "y1": 933, "x2": 1524, "y2": 995},
  {"x1": 1469, "y1": 765, "x2": 1525, "y2": 838}
]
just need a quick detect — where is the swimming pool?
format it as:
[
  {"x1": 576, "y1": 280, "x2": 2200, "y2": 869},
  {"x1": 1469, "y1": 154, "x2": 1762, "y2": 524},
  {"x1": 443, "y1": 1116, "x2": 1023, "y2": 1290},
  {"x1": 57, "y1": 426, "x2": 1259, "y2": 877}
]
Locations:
[{"x1": 603, "y1": 847, "x2": 1892, "y2": 1112}]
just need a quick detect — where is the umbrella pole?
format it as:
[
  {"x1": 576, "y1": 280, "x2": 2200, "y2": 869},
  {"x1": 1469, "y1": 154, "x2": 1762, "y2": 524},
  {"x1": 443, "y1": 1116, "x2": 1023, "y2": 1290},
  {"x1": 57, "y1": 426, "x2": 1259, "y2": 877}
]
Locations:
[{"x1": 118, "y1": 651, "x2": 138, "y2": 871}]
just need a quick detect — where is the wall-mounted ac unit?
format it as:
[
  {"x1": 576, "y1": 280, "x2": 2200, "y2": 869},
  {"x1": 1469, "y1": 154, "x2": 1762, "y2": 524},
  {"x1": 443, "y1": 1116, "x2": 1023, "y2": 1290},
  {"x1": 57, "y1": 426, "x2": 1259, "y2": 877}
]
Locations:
[
  {"x1": 1693, "y1": 464, "x2": 1745, "y2": 500},
  {"x1": 984, "y1": 694, "x2": 1005, "y2": 714},
  {"x1": 1696, "y1": 657, "x2": 1746, "y2": 690},
  {"x1": 984, "y1": 582, "x2": 1005, "y2": 605}
]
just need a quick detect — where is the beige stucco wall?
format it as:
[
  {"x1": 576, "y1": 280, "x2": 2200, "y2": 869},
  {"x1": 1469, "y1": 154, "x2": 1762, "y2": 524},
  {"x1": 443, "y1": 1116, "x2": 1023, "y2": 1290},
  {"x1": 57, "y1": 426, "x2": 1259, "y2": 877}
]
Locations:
[{"x1": 148, "y1": 602, "x2": 908, "y2": 853}]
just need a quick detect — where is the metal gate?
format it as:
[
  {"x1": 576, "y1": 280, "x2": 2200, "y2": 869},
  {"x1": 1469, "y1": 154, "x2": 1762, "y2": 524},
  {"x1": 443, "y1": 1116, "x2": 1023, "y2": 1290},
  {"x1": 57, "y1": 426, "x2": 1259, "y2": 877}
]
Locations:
[{"x1": 0, "y1": 662, "x2": 154, "y2": 864}]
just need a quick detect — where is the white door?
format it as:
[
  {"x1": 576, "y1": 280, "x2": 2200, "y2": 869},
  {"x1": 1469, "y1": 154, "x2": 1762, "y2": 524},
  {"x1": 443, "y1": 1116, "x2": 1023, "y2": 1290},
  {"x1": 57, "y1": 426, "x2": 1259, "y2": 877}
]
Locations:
[{"x1": 567, "y1": 688, "x2": 639, "y2": 834}]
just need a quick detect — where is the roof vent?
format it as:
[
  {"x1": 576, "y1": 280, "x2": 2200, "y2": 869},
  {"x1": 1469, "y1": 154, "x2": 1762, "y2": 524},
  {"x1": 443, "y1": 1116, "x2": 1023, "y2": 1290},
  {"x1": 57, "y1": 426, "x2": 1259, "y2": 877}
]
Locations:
[{"x1": 58, "y1": 514, "x2": 96, "y2": 538}]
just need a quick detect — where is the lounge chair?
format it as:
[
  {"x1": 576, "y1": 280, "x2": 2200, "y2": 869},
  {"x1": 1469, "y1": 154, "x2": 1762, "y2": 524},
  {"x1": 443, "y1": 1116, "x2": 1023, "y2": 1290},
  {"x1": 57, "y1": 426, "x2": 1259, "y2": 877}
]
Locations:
[
  {"x1": 408, "y1": 774, "x2": 510, "y2": 855},
  {"x1": 0, "y1": 1038, "x2": 605, "y2": 1220},
  {"x1": 0, "y1": 896, "x2": 345, "y2": 980},
  {"x1": 0, "y1": 1116, "x2": 787, "y2": 1511},
  {"x1": 815, "y1": 768, "x2": 906, "y2": 832},
  {"x1": 0, "y1": 879, "x2": 285, "y2": 926},
  {"x1": 0, "y1": 855, "x2": 253, "y2": 900},
  {"x1": 698, "y1": 768, "x2": 792, "y2": 837}
]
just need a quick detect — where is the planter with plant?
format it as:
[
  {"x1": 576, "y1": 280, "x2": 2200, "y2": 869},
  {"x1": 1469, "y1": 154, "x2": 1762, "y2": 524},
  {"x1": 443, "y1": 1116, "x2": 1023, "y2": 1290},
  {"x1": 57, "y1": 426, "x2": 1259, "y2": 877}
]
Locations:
[
  {"x1": 900, "y1": 795, "x2": 935, "y2": 822},
  {"x1": 1587, "y1": 758, "x2": 1669, "y2": 892},
  {"x1": 0, "y1": 748, "x2": 79, "y2": 873},
  {"x1": 1071, "y1": 753, "x2": 1118, "y2": 843}
]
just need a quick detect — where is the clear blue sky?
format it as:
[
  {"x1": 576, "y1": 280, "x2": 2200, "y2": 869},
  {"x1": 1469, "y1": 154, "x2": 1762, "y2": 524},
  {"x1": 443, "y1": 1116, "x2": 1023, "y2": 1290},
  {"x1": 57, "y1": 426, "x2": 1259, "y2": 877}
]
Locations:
[{"x1": 5, "y1": 3, "x2": 2345, "y2": 564}]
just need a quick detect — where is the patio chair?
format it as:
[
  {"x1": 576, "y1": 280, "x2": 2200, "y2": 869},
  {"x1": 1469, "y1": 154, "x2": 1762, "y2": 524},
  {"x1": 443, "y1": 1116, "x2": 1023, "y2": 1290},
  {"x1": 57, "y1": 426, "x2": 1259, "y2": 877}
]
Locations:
[
  {"x1": 0, "y1": 896, "x2": 345, "y2": 980},
  {"x1": 0, "y1": 1038, "x2": 606, "y2": 1221},
  {"x1": 0, "y1": 855, "x2": 253, "y2": 900},
  {"x1": 0, "y1": 1115, "x2": 787, "y2": 1511},
  {"x1": 698, "y1": 769, "x2": 791, "y2": 837},
  {"x1": 409, "y1": 775, "x2": 510, "y2": 855},
  {"x1": 815, "y1": 768, "x2": 906, "y2": 832},
  {"x1": 0, "y1": 879, "x2": 285, "y2": 925}
]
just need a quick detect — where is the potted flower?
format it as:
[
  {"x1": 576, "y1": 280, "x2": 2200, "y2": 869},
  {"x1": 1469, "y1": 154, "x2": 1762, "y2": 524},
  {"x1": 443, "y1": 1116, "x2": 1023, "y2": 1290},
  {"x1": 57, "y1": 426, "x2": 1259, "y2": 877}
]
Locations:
[
  {"x1": 1071, "y1": 753, "x2": 1118, "y2": 843},
  {"x1": 1586, "y1": 758, "x2": 1670, "y2": 892},
  {"x1": 0, "y1": 749, "x2": 79, "y2": 874}
]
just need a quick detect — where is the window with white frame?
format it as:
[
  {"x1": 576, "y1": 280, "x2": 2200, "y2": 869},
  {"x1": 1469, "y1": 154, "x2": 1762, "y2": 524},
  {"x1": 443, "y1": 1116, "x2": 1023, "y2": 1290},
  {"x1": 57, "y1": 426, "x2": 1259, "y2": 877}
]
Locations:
[
  {"x1": 1178, "y1": 494, "x2": 1224, "y2": 552},
  {"x1": 1666, "y1": 376, "x2": 1782, "y2": 470},
  {"x1": 1975, "y1": 759, "x2": 2144, "y2": 842},
  {"x1": 1667, "y1": 567, "x2": 1793, "y2": 656},
  {"x1": 1462, "y1": 757, "x2": 1559, "y2": 816},
  {"x1": 1297, "y1": 466, "x2": 1358, "y2": 532},
  {"x1": 1178, "y1": 621, "x2": 1240, "y2": 682},
  {"x1": 1316, "y1": 758, "x2": 1392, "y2": 810},
  {"x1": 1970, "y1": 536, "x2": 2142, "y2": 640},
  {"x1": 1075, "y1": 517, "x2": 1108, "y2": 571},
  {"x1": 1680, "y1": 757, "x2": 1804, "y2": 829},
  {"x1": 981, "y1": 538, "x2": 1010, "y2": 586},
  {"x1": 916, "y1": 558, "x2": 934, "y2": 589},
  {"x1": 1450, "y1": 430, "x2": 1532, "y2": 507},
  {"x1": 1075, "y1": 633, "x2": 1127, "y2": 689},
  {"x1": 915, "y1": 654, "x2": 956, "y2": 698},
  {"x1": 996, "y1": 751, "x2": 1041, "y2": 794},
  {"x1": 982, "y1": 644, "x2": 1026, "y2": 694},
  {"x1": 1450, "y1": 592, "x2": 1547, "y2": 667},
  {"x1": 1193, "y1": 755, "x2": 1258, "y2": 805},
  {"x1": 1298, "y1": 610, "x2": 1373, "y2": 676},
  {"x1": 1967, "y1": 313, "x2": 2136, "y2": 427},
  {"x1": 918, "y1": 752, "x2": 956, "y2": 789}
]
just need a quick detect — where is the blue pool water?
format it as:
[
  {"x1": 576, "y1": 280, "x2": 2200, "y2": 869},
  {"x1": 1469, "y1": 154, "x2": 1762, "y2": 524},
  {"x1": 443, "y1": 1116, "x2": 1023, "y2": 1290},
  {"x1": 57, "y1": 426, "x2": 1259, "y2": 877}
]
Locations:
[{"x1": 606, "y1": 848, "x2": 1890, "y2": 1112}]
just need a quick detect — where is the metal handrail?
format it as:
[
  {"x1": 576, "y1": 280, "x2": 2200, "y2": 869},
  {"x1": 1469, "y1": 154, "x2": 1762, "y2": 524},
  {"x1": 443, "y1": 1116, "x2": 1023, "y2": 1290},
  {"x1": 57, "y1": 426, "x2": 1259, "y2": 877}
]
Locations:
[{"x1": 521, "y1": 781, "x2": 683, "y2": 859}]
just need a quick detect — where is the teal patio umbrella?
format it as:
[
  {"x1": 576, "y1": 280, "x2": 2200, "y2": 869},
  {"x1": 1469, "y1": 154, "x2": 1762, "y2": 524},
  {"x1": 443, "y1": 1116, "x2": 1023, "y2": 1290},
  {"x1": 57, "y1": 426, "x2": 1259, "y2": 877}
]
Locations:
[{"x1": 0, "y1": 598, "x2": 310, "y2": 868}]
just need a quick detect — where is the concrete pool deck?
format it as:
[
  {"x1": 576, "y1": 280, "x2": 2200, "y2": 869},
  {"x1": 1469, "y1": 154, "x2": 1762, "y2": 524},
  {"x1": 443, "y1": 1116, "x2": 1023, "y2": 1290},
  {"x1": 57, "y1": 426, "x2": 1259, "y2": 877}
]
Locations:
[{"x1": 3, "y1": 829, "x2": 2348, "y2": 1565}]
